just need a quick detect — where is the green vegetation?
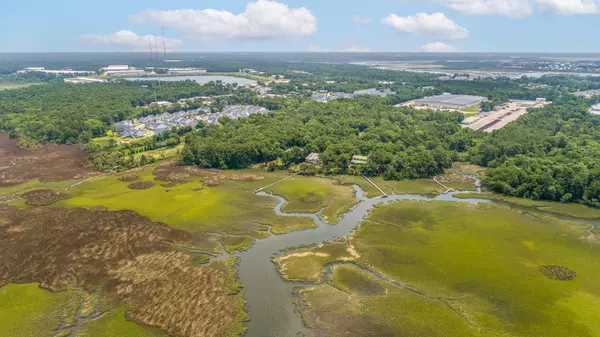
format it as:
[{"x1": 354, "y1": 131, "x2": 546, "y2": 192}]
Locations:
[
  {"x1": 268, "y1": 176, "x2": 358, "y2": 223},
  {"x1": 53, "y1": 165, "x2": 314, "y2": 236},
  {"x1": 219, "y1": 236, "x2": 255, "y2": 254},
  {"x1": 470, "y1": 95, "x2": 600, "y2": 207},
  {"x1": 334, "y1": 175, "x2": 444, "y2": 196},
  {"x1": 0, "y1": 81, "x2": 234, "y2": 143},
  {"x1": 282, "y1": 201, "x2": 600, "y2": 337},
  {"x1": 299, "y1": 264, "x2": 484, "y2": 337},
  {"x1": 181, "y1": 99, "x2": 480, "y2": 180},
  {"x1": 0, "y1": 283, "x2": 75, "y2": 337},
  {"x1": 455, "y1": 192, "x2": 600, "y2": 219},
  {"x1": 274, "y1": 241, "x2": 354, "y2": 282},
  {"x1": 88, "y1": 128, "x2": 188, "y2": 171},
  {"x1": 0, "y1": 83, "x2": 44, "y2": 91},
  {"x1": 79, "y1": 307, "x2": 168, "y2": 337}
]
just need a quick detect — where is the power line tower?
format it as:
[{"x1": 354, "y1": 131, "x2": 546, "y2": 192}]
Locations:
[
  {"x1": 162, "y1": 25, "x2": 167, "y2": 58},
  {"x1": 149, "y1": 36, "x2": 153, "y2": 61},
  {"x1": 153, "y1": 36, "x2": 159, "y2": 61}
]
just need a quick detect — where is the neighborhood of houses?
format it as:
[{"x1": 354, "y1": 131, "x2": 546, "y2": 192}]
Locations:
[
  {"x1": 113, "y1": 105, "x2": 269, "y2": 139},
  {"x1": 311, "y1": 88, "x2": 396, "y2": 102}
]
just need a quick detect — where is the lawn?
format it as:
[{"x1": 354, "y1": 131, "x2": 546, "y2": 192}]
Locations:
[{"x1": 282, "y1": 201, "x2": 600, "y2": 337}]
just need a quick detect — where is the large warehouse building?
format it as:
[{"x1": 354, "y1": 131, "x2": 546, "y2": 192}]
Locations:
[{"x1": 414, "y1": 94, "x2": 487, "y2": 109}]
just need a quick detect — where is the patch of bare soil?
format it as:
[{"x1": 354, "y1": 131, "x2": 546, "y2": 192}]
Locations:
[
  {"x1": 0, "y1": 207, "x2": 244, "y2": 337},
  {"x1": 0, "y1": 135, "x2": 98, "y2": 186},
  {"x1": 204, "y1": 173, "x2": 264, "y2": 187},
  {"x1": 153, "y1": 161, "x2": 263, "y2": 187},
  {"x1": 119, "y1": 175, "x2": 140, "y2": 182},
  {"x1": 152, "y1": 162, "x2": 192, "y2": 186},
  {"x1": 128, "y1": 181, "x2": 155, "y2": 190},
  {"x1": 22, "y1": 189, "x2": 71, "y2": 206}
]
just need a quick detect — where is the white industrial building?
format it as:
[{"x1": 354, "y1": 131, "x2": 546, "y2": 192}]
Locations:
[
  {"x1": 166, "y1": 68, "x2": 207, "y2": 75},
  {"x1": 102, "y1": 65, "x2": 129, "y2": 71},
  {"x1": 64, "y1": 77, "x2": 107, "y2": 84},
  {"x1": 414, "y1": 94, "x2": 487, "y2": 109},
  {"x1": 100, "y1": 65, "x2": 148, "y2": 77},
  {"x1": 17, "y1": 67, "x2": 95, "y2": 75}
]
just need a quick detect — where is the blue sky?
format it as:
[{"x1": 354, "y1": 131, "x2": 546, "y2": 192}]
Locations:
[{"x1": 1, "y1": 0, "x2": 599, "y2": 53}]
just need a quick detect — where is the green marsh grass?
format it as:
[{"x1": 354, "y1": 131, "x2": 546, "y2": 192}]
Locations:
[
  {"x1": 0, "y1": 283, "x2": 75, "y2": 337},
  {"x1": 288, "y1": 201, "x2": 600, "y2": 337}
]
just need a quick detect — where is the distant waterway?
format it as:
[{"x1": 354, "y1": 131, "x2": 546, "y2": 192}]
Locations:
[
  {"x1": 219, "y1": 179, "x2": 600, "y2": 337},
  {"x1": 121, "y1": 75, "x2": 257, "y2": 85}
]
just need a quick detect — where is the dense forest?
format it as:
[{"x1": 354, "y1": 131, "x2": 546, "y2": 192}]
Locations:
[
  {"x1": 180, "y1": 98, "x2": 482, "y2": 179},
  {"x1": 471, "y1": 95, "x2": 600, "y2": 207}
]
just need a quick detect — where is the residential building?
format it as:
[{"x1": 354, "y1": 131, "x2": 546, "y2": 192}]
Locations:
[
  {"x1": 305, "y1": 153, "x2": 322, "y2": 165},
  {"x1": 353, "y1": 88, "x2": 395, "y2": 97}
]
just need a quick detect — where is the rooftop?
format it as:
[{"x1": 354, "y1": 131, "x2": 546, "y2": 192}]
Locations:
[{"x1": 415, "y1": 94, "x2": 487, "y2": 106}]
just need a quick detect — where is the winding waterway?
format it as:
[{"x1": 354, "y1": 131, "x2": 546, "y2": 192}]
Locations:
[{"x1": 228, "y1": 181, "x2": 600, "y2": 337}]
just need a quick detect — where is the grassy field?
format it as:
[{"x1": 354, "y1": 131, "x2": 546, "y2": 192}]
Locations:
[
  {"x1": 0, "y1": 283, "x2": 75, "y2": 337},
  {"x1": 455, "y1": 192, "x2": 600, "y2": 219},
  {"x1": 52, "y1": 165, "x2": 314, "y2": 237},
  {"x1": 79, "y1": 307, "x2": 168, "y2": 337},
  {"x1": 299, "y1": 264, "x2": 484, "y2": 337},
  {"x1": 268, "y1": 176, "x2": 358, "y2": 223},
  {"x1": 274, "y1": 241, "x2": 355, "y2": 282},
  {"x1": 282, "y1": 201, "x2": 600, "y2": 337}
]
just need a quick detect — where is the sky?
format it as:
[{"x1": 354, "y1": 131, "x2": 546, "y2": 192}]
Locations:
[{"x1": 1, "y1": 0, "x2": 599, "y2": 53}]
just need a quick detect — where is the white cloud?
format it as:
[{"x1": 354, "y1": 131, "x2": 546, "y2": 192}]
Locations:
[
  {"x1": 536, "y1": 0, "x2": 600, "y2": 14},
  {"x1": 78, "y1": 30, "x2": 183, "y2": 51},
  {"x1": 432, "y1": 0, "x2": 600, "y2": 17},
  {"x1": 434, "y1": 0, "x2": 533, "y2": 18},
  {"x1": 129, "y1": 0, "x2": 317, "y2": 41},
  {"x1": 422, "y1": 41, "x2": 460, "y2": 52},
  {"x1": 381, "y1": 12, "x2": 469, "y2": 40},
  {"x1": 352, "y1": 14, "x2": 372, "y2": 24}
]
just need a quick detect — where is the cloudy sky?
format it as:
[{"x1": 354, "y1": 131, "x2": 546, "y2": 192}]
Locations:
[{"x1": 1, "y1": 0, "x2": 599, "y2": 53}]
